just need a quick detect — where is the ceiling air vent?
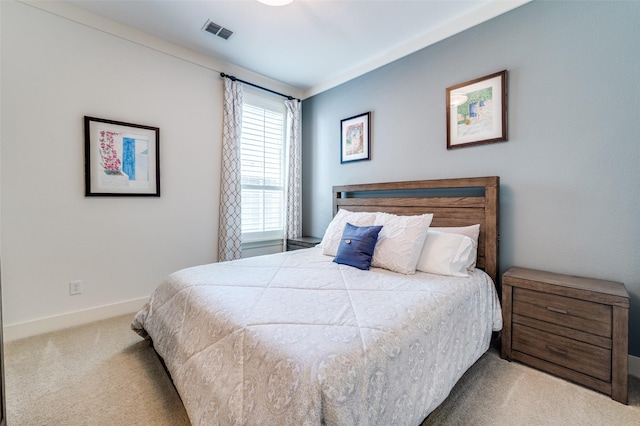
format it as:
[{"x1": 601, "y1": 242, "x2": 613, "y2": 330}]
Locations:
[
  {"x1": 217, "y1": 27, "x2": 233, "y2": 40},
  {"x1": 203, "y1": 19, "x2": 233, "y2": 40}
]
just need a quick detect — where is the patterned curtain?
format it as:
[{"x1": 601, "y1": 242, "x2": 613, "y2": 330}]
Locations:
[
  {"x1": 284, "y1": 100, "x2": 302, "y2": 241},
  {"x1": 218, "y1": 78, "x2": 243, "y2": 262}
]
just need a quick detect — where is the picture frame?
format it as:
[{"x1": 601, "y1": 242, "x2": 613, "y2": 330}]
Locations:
[
  {"x1": 84, "y1": 116, "x2": 160, "y2": 196},
  {"x1": 446, "y1": 70, "x2": 507, "y2": 149},
  {"x1": 340, "y1": 112, "x2": 370, "y2": 163}
]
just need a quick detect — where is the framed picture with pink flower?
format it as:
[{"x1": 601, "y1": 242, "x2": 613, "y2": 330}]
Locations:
[{"x1": 84, "y1": 116, "x2": 160, "y2": 196}]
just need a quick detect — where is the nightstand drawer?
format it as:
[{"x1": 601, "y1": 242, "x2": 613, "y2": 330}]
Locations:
[
  {"x1": 513, "y1": 287, "x2": 611, "y2": 338},
  {"x1": 502, "y1": 267, "x2": 629, "y2": 404},
  {"x1": 512, "y1": 323, "x2": 611, "y2": 382}
]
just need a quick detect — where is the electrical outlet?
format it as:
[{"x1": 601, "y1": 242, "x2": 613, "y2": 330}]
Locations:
[{"x1": 69, "y1": 280, "x2": 83, "y2": 296}]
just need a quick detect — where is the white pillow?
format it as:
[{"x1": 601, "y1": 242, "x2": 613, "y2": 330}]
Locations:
[
  {"x1": 371, "y1": 212, "x2": 433, "y2": 274},
  {"x1": 431, "y1": 224, "x2": 480, "y2": 268},
  {"x1": 416, "y1": 230, "x2": 477, "y2": 277},
  {"x1": 319, "y1": 209, "x2": 377, "y2": 256},
  {"x1": 431, "y1": 224, "x2": 480, "y2": 246}
]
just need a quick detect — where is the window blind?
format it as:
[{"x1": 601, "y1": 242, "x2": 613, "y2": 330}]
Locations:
[{"x1": 240, "y1": 94, "x2": 286, "y2": 243}]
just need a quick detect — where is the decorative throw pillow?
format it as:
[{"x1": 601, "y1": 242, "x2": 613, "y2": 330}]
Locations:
[
  {"x1": 333, "y1": 223, "x2": 383, "y2": 270},
  {"x1": 415, "y1": 231, "x2": 477, "y2": 277},
  {"x1": 371, "y1": 212, "x2": 433, "y2": 274},
  {"x1": 431, "y1": 224, "x2": 480, "y2": 268},
  {"x1": 320, "y1": 209, "x2": 377, "y2": 257}
]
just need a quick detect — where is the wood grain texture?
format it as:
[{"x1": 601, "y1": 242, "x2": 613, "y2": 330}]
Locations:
[
  {"x1": 503, "y1": 267, "x2": 629, "y2": 307},
  {"x1": 332, "y1": 176, "x2": 500, "y2": 284},
  {"x1": 511, "y1": 351, "x2": 612, "y2": 396},
  {"x1": 612, "y1": 306, "x2": 629, "y2": 404},
  {"x1": 501, "y1": 284, "x2": 513, "y2": 360},
  {"x1": 501, "y1": 267, "x2": 629, "y2": 404},
  {"x1": 513, "y1": 287, "x2": 612, "y2": 337},
  {"x1": 512, "y1": 323, "x2": 611, "y2": 382},
  {"x1": 513, "y1": 314, "x2": 611, "y2": 349}
]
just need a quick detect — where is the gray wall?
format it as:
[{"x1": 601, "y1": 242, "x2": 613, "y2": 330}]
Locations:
[{"x1": 301, "y1": 1, "x2": 640, "y2": 356}]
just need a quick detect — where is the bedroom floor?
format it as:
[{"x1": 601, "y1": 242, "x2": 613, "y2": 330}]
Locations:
[{"x1": 4, "y1": 314, "x2": 639, "y2": 425}]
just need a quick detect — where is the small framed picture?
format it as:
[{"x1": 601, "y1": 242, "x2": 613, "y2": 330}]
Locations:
[
  {"x1": 340, "y1": 112, "x2": 370, "y2": 163},
  {"x1": 84, "y1": 116, "x2": 160, "y2": 196},
  {"x1": 446, "y1": 70, "x2": 507, "y2": 149}
]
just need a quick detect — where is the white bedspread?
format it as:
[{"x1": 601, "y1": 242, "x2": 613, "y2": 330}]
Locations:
[{"x1": 132, "y1": 247, "x2": 502, "y2": 425}]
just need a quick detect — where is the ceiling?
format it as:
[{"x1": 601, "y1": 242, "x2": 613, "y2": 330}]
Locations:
[{"x1": 64, "y1": 0, "x2": 529, "y2": 97}]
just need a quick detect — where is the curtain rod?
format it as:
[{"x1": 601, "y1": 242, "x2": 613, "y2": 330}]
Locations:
[{"x1": 220, "y1": 72, "x2": 300, "y2": 102}]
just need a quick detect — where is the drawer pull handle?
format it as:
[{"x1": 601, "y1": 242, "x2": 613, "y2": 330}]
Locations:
[
  {"x1": 546, "y1": 306, "x2": 568, "y2": 315},
  {"x1": 546, "y1": 345, "x2": 568, "y2": 356}
]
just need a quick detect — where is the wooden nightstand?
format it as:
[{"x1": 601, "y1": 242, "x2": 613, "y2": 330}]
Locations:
[
  {"x1": 501, "y1": 267, "x2": 629, "y2": 404},
  {"x1": 286, "y1": 236, "x2": 321, "y2": 251}
]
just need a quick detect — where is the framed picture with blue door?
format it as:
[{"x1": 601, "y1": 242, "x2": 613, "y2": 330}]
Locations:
[
  {"x1": 84, "y1": 116, "x2": 160, "y2": 196},
  {"x1": 446, "y1": 70, "x2": 507, "y2": 149}
]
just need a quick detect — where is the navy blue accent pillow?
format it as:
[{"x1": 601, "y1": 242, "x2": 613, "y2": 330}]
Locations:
[{"x1": 333, "y1": 223, "x2": 383, "y2": 270}]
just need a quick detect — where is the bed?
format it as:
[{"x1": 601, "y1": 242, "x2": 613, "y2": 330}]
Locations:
[{"x1": 132, "y1": 176, "x2": 502, "y2": 425}]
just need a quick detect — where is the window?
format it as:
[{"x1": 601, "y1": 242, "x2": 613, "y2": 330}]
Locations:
[{"x1": 240, "y1": 90, "x2": 286, "y2": 244}]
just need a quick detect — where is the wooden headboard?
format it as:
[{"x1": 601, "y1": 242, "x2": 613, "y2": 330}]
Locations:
[{"x1": 332, "y1": 176, "x2": 500, "y2": 284}]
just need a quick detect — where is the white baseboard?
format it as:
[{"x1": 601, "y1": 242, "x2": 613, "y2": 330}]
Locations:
[
  {"x1": 3, "y1": 297, "x2": 148, "y2": 342},
  {"x1": 4, "y1": 299, "x2": 640, "y2": 379},
  {"x1": 630, "y1": 354, "x2": 640, "y2": 379}
]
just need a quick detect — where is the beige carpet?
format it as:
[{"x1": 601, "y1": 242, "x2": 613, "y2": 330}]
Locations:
[
  {"x1": 5, "y1": 314, "x2": 189, "y2": 425},
  {"x1": 4, "y1": 314, "x2": 639, "y2": 425}
]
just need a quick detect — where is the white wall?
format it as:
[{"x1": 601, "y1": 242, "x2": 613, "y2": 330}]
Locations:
[
  {"x1": 301, "y1": 1, "x2": 640, "y2": 356},
  {"x1": 0, "y1": 1, "x2": 295, "y2": 337},
  {"x1": 1, "y1": 0, "x2": 217, "y2": 328}
]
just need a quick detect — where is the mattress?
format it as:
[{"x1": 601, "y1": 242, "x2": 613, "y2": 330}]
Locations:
[{"x1": 132, "y1": 247, "x2": 502, "y2": 425}]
